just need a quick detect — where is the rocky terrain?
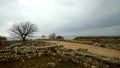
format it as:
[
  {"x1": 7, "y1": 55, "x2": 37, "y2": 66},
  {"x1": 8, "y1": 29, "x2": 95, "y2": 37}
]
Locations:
[
  {"x1": 48, "y1": 41, "x2": 120, "y2": 58},
  {"x1": 0, "y1": 40, "x2": 120, "y2": 68},
  {"x1": 73, "y1": 37, "x2": 120, "y2": 50}
]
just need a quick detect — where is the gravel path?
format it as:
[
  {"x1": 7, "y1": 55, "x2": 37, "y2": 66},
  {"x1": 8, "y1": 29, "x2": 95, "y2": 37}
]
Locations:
[{"x1": 47, "y1": 41, "x2": 120, "y2": 58}]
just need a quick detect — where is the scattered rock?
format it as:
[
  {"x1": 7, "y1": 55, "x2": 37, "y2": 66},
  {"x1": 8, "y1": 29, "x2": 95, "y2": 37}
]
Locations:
[
  {"x1": 47, "y1": 62, "x2": 56, "y2": 68},
  {"x1": 0, "y1": 42, "x2": 119, "y2": 68}
]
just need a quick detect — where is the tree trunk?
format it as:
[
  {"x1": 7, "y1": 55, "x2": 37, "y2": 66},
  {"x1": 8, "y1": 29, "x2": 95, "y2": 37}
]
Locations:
[{"x1": 23, "y1": 37, "x2": 26, "y2": 42}]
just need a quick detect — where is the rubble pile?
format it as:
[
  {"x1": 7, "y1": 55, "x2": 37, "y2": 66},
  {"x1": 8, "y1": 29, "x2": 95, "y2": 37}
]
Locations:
[{"x1": 0, "y1": 43, "x2": 120, "y2": 68}]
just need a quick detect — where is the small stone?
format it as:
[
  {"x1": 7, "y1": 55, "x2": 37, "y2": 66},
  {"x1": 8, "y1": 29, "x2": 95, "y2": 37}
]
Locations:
[
  {"x1": 27, "y1": 56, "x2": 32, "y2": 59},
  {"x1": 91, "y1": 65, "x2": 97, "y2": 68},
  {"x1": 58, "y1": 59, "x2": 62, "y2": 62},
  {"x1": 22, "y1": 60, "x2": 24, "y2": 62},
  {"x1": 38, "y1": 52, "x2": 42, "y2": 56},
  {"x1": 47, "y1": 62, "x2": 56, "y2": 68},
  {"x1": 51, "y1": 53, "x2": 56, "y2": 56}
]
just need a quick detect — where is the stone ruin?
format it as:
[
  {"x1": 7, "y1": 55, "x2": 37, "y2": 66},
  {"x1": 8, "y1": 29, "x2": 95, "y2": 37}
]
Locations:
[{"x1": 0, "y1": 43, "x2": 120, "y2": 68}]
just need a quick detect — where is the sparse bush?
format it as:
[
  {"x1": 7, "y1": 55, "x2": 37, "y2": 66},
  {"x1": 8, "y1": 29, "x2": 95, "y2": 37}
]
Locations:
[
  {"x1": 56, "y1": 35, "x2": 64, "y2": 40},
  {"x1": 0, "y1": 36, "x2": 7, "y2": 46},
  {"x1": 0, "y1": 36, "x2": 6, "y2": 40},
  {"x1": 74, "y1": 36, "x2": 120, "y2": 50},
  {"x1": 49, "y1": 33, "x2": 56, "y2": 40}
]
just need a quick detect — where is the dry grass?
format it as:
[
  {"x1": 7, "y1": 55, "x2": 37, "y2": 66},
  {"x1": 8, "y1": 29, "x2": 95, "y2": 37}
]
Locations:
[
  {"x1": 47, "y1": 41, "x2": 120, "y2": 58},
  {"x1": 0, "y1": 55, "x2": 83, "y2": 68},
  {"x1": 0, "y1": 39, "x2": 84, "y2": 68}
]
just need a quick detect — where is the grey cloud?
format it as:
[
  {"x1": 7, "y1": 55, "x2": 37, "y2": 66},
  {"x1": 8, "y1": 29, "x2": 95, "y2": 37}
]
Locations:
[
  {"x1": 56, "y1": 0, "x2": 120, "y2": 35},
  {"x1": 0, "y1": 0, "x2": 120, "y2": 36}
]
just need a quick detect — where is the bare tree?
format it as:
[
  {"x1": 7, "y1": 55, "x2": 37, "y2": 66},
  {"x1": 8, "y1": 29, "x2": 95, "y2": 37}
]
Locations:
[
  {"x1": 49, "y1": 33, "x2": 56, "y2": 40},
  {"x1": 9, "y1": 21, "x2": 38, "y2": 42}
]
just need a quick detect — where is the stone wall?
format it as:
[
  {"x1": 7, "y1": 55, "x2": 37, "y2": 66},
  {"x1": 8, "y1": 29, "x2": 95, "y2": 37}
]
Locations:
[{"x1": 0, "y1": 43, "x2": 120, "y2": 68}]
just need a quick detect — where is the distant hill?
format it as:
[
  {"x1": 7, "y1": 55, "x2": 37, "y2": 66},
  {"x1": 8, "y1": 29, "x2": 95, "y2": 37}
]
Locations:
[{"x1": 74, "y1": 36, "x2": 120, "y2": 40}]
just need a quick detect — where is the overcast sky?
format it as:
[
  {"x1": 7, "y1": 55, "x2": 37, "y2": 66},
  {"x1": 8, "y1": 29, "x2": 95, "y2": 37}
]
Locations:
[{"x1": 0, "y1": 0, "x2": 120, "y2": 37}]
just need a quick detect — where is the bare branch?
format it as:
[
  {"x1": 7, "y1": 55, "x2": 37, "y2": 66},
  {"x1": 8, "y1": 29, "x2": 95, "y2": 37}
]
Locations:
[{"x1": 9, "y1": 21, "x2": 38, "y2": 42}]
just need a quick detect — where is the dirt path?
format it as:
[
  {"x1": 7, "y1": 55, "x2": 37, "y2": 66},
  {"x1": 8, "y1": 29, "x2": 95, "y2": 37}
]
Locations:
[{"x1": 47, "y1": 41, "x2": 120, "y2": 58}]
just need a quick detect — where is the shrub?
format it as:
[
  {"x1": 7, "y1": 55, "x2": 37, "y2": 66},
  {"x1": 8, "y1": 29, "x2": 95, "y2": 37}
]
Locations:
[
  {"x1": 56, "y1": 35, "x2": 64, "y2": 40},
  {"x1": 0, "y1": 36, "x2": 7, "y2": 45}
]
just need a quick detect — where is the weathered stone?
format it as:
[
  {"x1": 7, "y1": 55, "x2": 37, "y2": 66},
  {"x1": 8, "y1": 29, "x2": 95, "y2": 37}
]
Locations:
[
  {"x1": 38, "y1": 52, "x2": 42, "y2": 56},
  {"x1": 91, "y1": 65, "x2": 97, "y2": 68},
  {"x1": 47, "y1": 62, "x2": 56, "y2": 68},
  {"x1": 51, "y1": 53, "x2": 56, "y2": 56},
  {"x1": 0, "y1": 42, "x2": 120, "y2": 68},
  {"x1": 58, "y1": 59, "x2": 62, "y2": 62}
]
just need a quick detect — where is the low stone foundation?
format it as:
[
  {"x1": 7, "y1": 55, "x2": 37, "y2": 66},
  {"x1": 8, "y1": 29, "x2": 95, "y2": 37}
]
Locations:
[{"x1": 0, "y1": 43, "x2": 120, "y2": 68}]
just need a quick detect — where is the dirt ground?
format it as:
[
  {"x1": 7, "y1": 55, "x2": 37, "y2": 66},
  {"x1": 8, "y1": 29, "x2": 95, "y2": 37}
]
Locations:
[{"x1": 47, "y1": 41, "x2": 120, "y2": 58}]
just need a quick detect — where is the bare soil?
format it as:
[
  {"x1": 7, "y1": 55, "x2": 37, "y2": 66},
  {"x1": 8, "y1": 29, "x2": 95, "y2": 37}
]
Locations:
[{"x1": 47, "y1": 41, "x2": 120, "y2": 58}]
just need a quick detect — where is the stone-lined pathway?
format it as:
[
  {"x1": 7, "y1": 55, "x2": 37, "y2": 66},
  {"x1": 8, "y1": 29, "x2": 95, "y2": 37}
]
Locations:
[{"x1": 47, "y1": 41, "x2": 120, "y2": 58}]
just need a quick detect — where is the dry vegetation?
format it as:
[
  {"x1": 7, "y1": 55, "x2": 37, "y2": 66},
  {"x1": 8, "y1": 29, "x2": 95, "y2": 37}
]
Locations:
[
  {"x1": 73, "y1": 36, "x2": 120, "y2": 50},
  {"x1": 0, "y1": 39, "x2": 83, "y2": 68},
  {"x1": 0, "y1": 37, "x2": 120, "y2": 68},
  {"x1": 0, "y1": 56, "x2": 82, "y2": 68},
  {"x1": 47, "y1": 41, "x2": 120, "y2": 58}
]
